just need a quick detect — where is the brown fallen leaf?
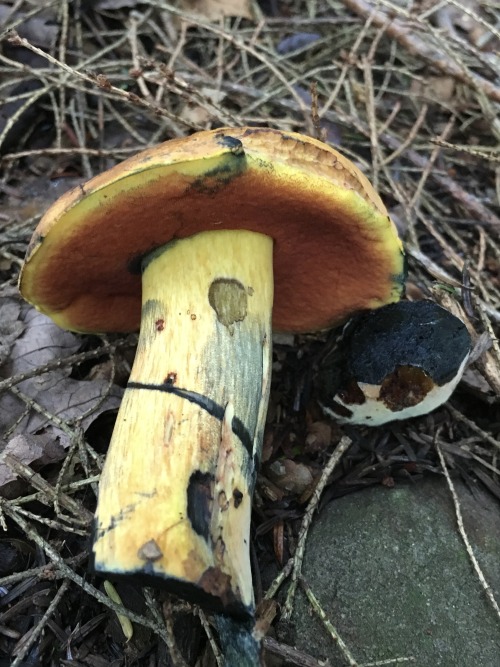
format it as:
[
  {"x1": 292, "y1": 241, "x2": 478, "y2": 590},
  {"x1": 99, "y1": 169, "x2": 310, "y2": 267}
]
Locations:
[
  {"x1": 179, "y1": 0, "x2": 253, "y2": 21},
  {"x1": 266, "y1": 459, "x2": 314, "y2": 495},
  {"x1": 305, "y1": 421, "x2": 332, "y2": 454},
  {"x1": 411, "y1": 76, "x2": 456, "y2": 104},
  {"x1": 0, "y1": 293, "x2": 122, "y2": 492},
  {"x1": 0, "y1": 434, "x2": 65, "y2": 490},
  {"x1": 0, "y1": 294, "x2": 24, "y2": 366},
  {"x1": 255, "y1": 599, "x2": 278, "y2": 639},
  {"x1": 273, "y1": 520, "x2": 285, "y2": 565}
]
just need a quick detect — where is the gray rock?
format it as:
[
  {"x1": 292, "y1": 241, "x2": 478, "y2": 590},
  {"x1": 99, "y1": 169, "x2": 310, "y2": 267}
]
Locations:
[{"x1": 290, "y1": 476, "x2": 500, "y2": 667}]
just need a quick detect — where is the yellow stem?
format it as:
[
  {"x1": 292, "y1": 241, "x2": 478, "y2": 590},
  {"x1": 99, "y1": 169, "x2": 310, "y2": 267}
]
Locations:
[{"x1": 92, "y1": 230, "x2": 273, "y2": 617}]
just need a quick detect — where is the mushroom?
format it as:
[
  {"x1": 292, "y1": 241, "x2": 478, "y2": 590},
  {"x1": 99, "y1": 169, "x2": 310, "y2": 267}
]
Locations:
[
  {"x1": 19, "y1": 127, "x2": 405, "y2": 617},
  {"x1": 315, "y1": 299, "x2": 471, "y2": 426}
]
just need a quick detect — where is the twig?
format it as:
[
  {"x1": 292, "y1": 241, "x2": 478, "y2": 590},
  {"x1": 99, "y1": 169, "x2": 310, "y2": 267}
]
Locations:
[
  {"x1": 11, "y1": 579, "x2": 70, "y2": 667},
  {"x1": 6, "y1": 31, "x2": 199, "y2": 129},
  {"x1": 3, "y1": 454, "x2": 93, "y2": 524},
  {"x1": 142, "y1": 591, "x2": 189, "y2": 667},
  {"x1": 282, "y1": 436, "x2": 353, "y2": 619},
  {"x1": 53, "y1": 432, "x2": 95, "y2": 515},
  {"x1": 474, "y1": 294, "x2": 500, "y2": 377},
  {"x1": 380, "y1": 104, "x2": 427, "y2": 166},
  {"x1": 360, "y1": 657, "x2": 416, "y2": 666},
  {"x1": 321, "y1": 7, "x2": 377, "y2": 115},
  {"x1": 57, "y1": 0, "x2": 69, "y2": 152},
  {"x1": 310, "y1": 81, "x2": 322, "y2": 141},
  {"x1": 342, "y1": 111, "x2": 500, "y2": 228},
  {"x1": 128, "y1": 9, "x2": 155, "y2": 102},
  {"x1": 263, "y1": 635, "x2": 327, "y2": 667},
  {"x1": 9, "y1": 385, "x2": 80, "y2": 439},
  {"x1": 300, "y1": 578, "x2": 415, "y2": 667},
  {"x1": 430, "y1": 139, "x2": 500, "y2": 163},
  {"x1": 1, "y1": 504, "x2": 177, "y2": 649},
  {"x1": 144, "y1": 0, "x2": 312, "y2": 131},
  {"x1": 0, "y1": 85, "x2": 51, "y2": 153},
  {"x1": 5, "y1": 475, "x2": 100, "y2": 510},
  {"x1": 300, "y1": 577, "x2": 357, "y2": 666},
  {"x1": 0, "y1": 341, "x2": 127, "y2": 395},
  {"x1": 342, "y1": 0, "x2": 500, "y2": 103},
  {"x1": 408, "y1": 115, "x2": 455, "y2": 213},
  {"x1": 264, "y1": 557, "x2": 294, "y2": 600},
  {"x1": 197, "y1": 607, "x2": 224, "y2": 667},
  {"x1": 3, "y1": 504, "x2": 87, "y2": 536},
  {"x1": 435, "y1": 439, "x2": 500, "y2": 622},
  {"x1": 362, "y1": 56, "x2": 380, "y2": 190}
]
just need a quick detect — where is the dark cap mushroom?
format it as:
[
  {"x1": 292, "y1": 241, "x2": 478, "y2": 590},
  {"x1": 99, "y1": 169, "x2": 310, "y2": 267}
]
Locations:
[
  {"x1": 316, "y1": 300, "x2": 471, "y2": 426},
  {"x1": 19, "y1": 127, "x2": 405, "y2": 617}
]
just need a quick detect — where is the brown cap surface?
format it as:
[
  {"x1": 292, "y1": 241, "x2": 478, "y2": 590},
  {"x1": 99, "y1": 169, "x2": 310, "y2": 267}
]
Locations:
[{"x1": 19, "y1": 127, "x2": 405, "y2": 333}]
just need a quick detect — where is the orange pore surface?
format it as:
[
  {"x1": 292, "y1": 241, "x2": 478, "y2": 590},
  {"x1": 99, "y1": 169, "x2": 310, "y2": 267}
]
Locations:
[{"x1": 19, "y1": 127, "x2": 405, "y2": 334}]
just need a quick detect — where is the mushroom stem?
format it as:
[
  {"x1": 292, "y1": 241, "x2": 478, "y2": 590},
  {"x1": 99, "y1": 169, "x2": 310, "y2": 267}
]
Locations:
[{"x1": 92, "y1": 229, "x2": 273, "y2": 617}]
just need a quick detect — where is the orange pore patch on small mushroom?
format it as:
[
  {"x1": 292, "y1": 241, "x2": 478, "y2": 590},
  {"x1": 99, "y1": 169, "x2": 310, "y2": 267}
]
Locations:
[
  {"x1": 19, "y1": 127, "x2": 405, "y2": 334},
  {"x1": 379, "y1": 365, "x2": 434, "y2": 411}
]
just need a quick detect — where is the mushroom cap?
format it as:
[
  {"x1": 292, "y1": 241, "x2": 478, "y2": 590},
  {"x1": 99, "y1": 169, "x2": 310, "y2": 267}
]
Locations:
[
  {"x1": 316, "y1": 300, "x2": 471, "y2": 425},
  {"x1": 19, "y1": 127, "x2": 405, "y2": 334}
]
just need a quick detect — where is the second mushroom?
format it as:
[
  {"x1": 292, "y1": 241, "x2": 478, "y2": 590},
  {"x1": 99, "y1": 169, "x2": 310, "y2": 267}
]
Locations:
[{"x1": 19, "y1": 127, "x2": 405, "y2": 618}]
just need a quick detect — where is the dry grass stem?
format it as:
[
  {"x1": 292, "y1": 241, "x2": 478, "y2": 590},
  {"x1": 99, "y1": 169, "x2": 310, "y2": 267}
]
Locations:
[
  {"x1": 11, "y1": 579, "x2": 70, "y2": 667},
  {"x1": 283, "y1": 436, "x2": 353, "y2": 618},
  {"x1": 343, "y1": 0, "x2": 500, "y2": 103},
  {"x1": 300, "y1": 578, "x2": 415, "y2": 666},
  {"x1": 436, "y1": 440, "x2": 500, "y2": 622}
]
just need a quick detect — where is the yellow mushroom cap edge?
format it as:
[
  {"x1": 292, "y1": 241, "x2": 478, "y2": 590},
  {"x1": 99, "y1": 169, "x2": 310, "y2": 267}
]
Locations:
[{"x1": 19, "y1": 127, "x2": 405, "y2": 334}]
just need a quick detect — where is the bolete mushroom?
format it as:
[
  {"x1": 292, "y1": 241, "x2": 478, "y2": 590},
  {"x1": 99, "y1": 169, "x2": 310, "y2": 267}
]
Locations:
[
  {"x1": 315, "y1": 299, "x2": 471, "y2": 426},
  {"x1": 19, "y1": 127, "x2": 405, "y2": 618}
]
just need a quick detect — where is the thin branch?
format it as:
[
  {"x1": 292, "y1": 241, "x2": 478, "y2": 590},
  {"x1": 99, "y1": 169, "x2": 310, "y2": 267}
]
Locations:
[
  {"x1": 435, "y1": 440, "x2": 500, "y2": 622},
  {"x1": 282, "y1": 436, "x2": 353, "y2": 619},
  {"x1": 342, "y1": 0, "x2": 500, "y2": 103},
  {"x1": 11, "y1": 579, "x2": 70, "y2": 667}
]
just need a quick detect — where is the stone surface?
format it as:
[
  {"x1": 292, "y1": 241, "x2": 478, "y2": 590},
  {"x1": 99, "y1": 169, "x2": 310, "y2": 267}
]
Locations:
[{"x1": 289, "y1": 476, "x2": 500, "y2": 666}]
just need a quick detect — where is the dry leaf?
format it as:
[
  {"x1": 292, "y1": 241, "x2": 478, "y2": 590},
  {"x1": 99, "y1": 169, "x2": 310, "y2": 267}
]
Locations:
[
  {"x1": 255, "y1": 599, "x2": 278, "y2": 638},
  {"x1": 179, "y1": 0, "x2": 253, "y2": 21},
  {"x1": 266, "y1": 459, "x2": 313, "y2": 495},
  {"x1": 96, "y1": 0, "x2": 140, "y2": 8},
  {"x1": 261, "y1": 431, "x2": 274, "y2": 463},
  {"x1": 0, "y1": 434, "x2": 65, "y2": 489},
  {"x1": 257, "y1": 474, "x2": 284, "y2": 502},
  {"x1": 0, "y1": 6, "x2": 58, "y2": 48},
  {"x1": 0, "y1": 296, "x2": 24, "y2": 366},
  {"x1": 179, "y1": 103, "x2": 211, "y2": 127},
  {"x1": 461, "y1": 367, "x2": 495, "y2": 397},
  {"x1": 305, "y1": 421, "x2": 332, "y2": 453},
  {"x1": 411, "y1": 76, "x2": 456, "y2": 104},
  {"x1": 0, "y1": 301, "x2": 123, "y2": 436},
  {"x1": 431, "y1": 287, "x2": 500, "y2": 395},
  {"x1": 0, "y1": 295, "x2": 122, "y2": 491}
]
